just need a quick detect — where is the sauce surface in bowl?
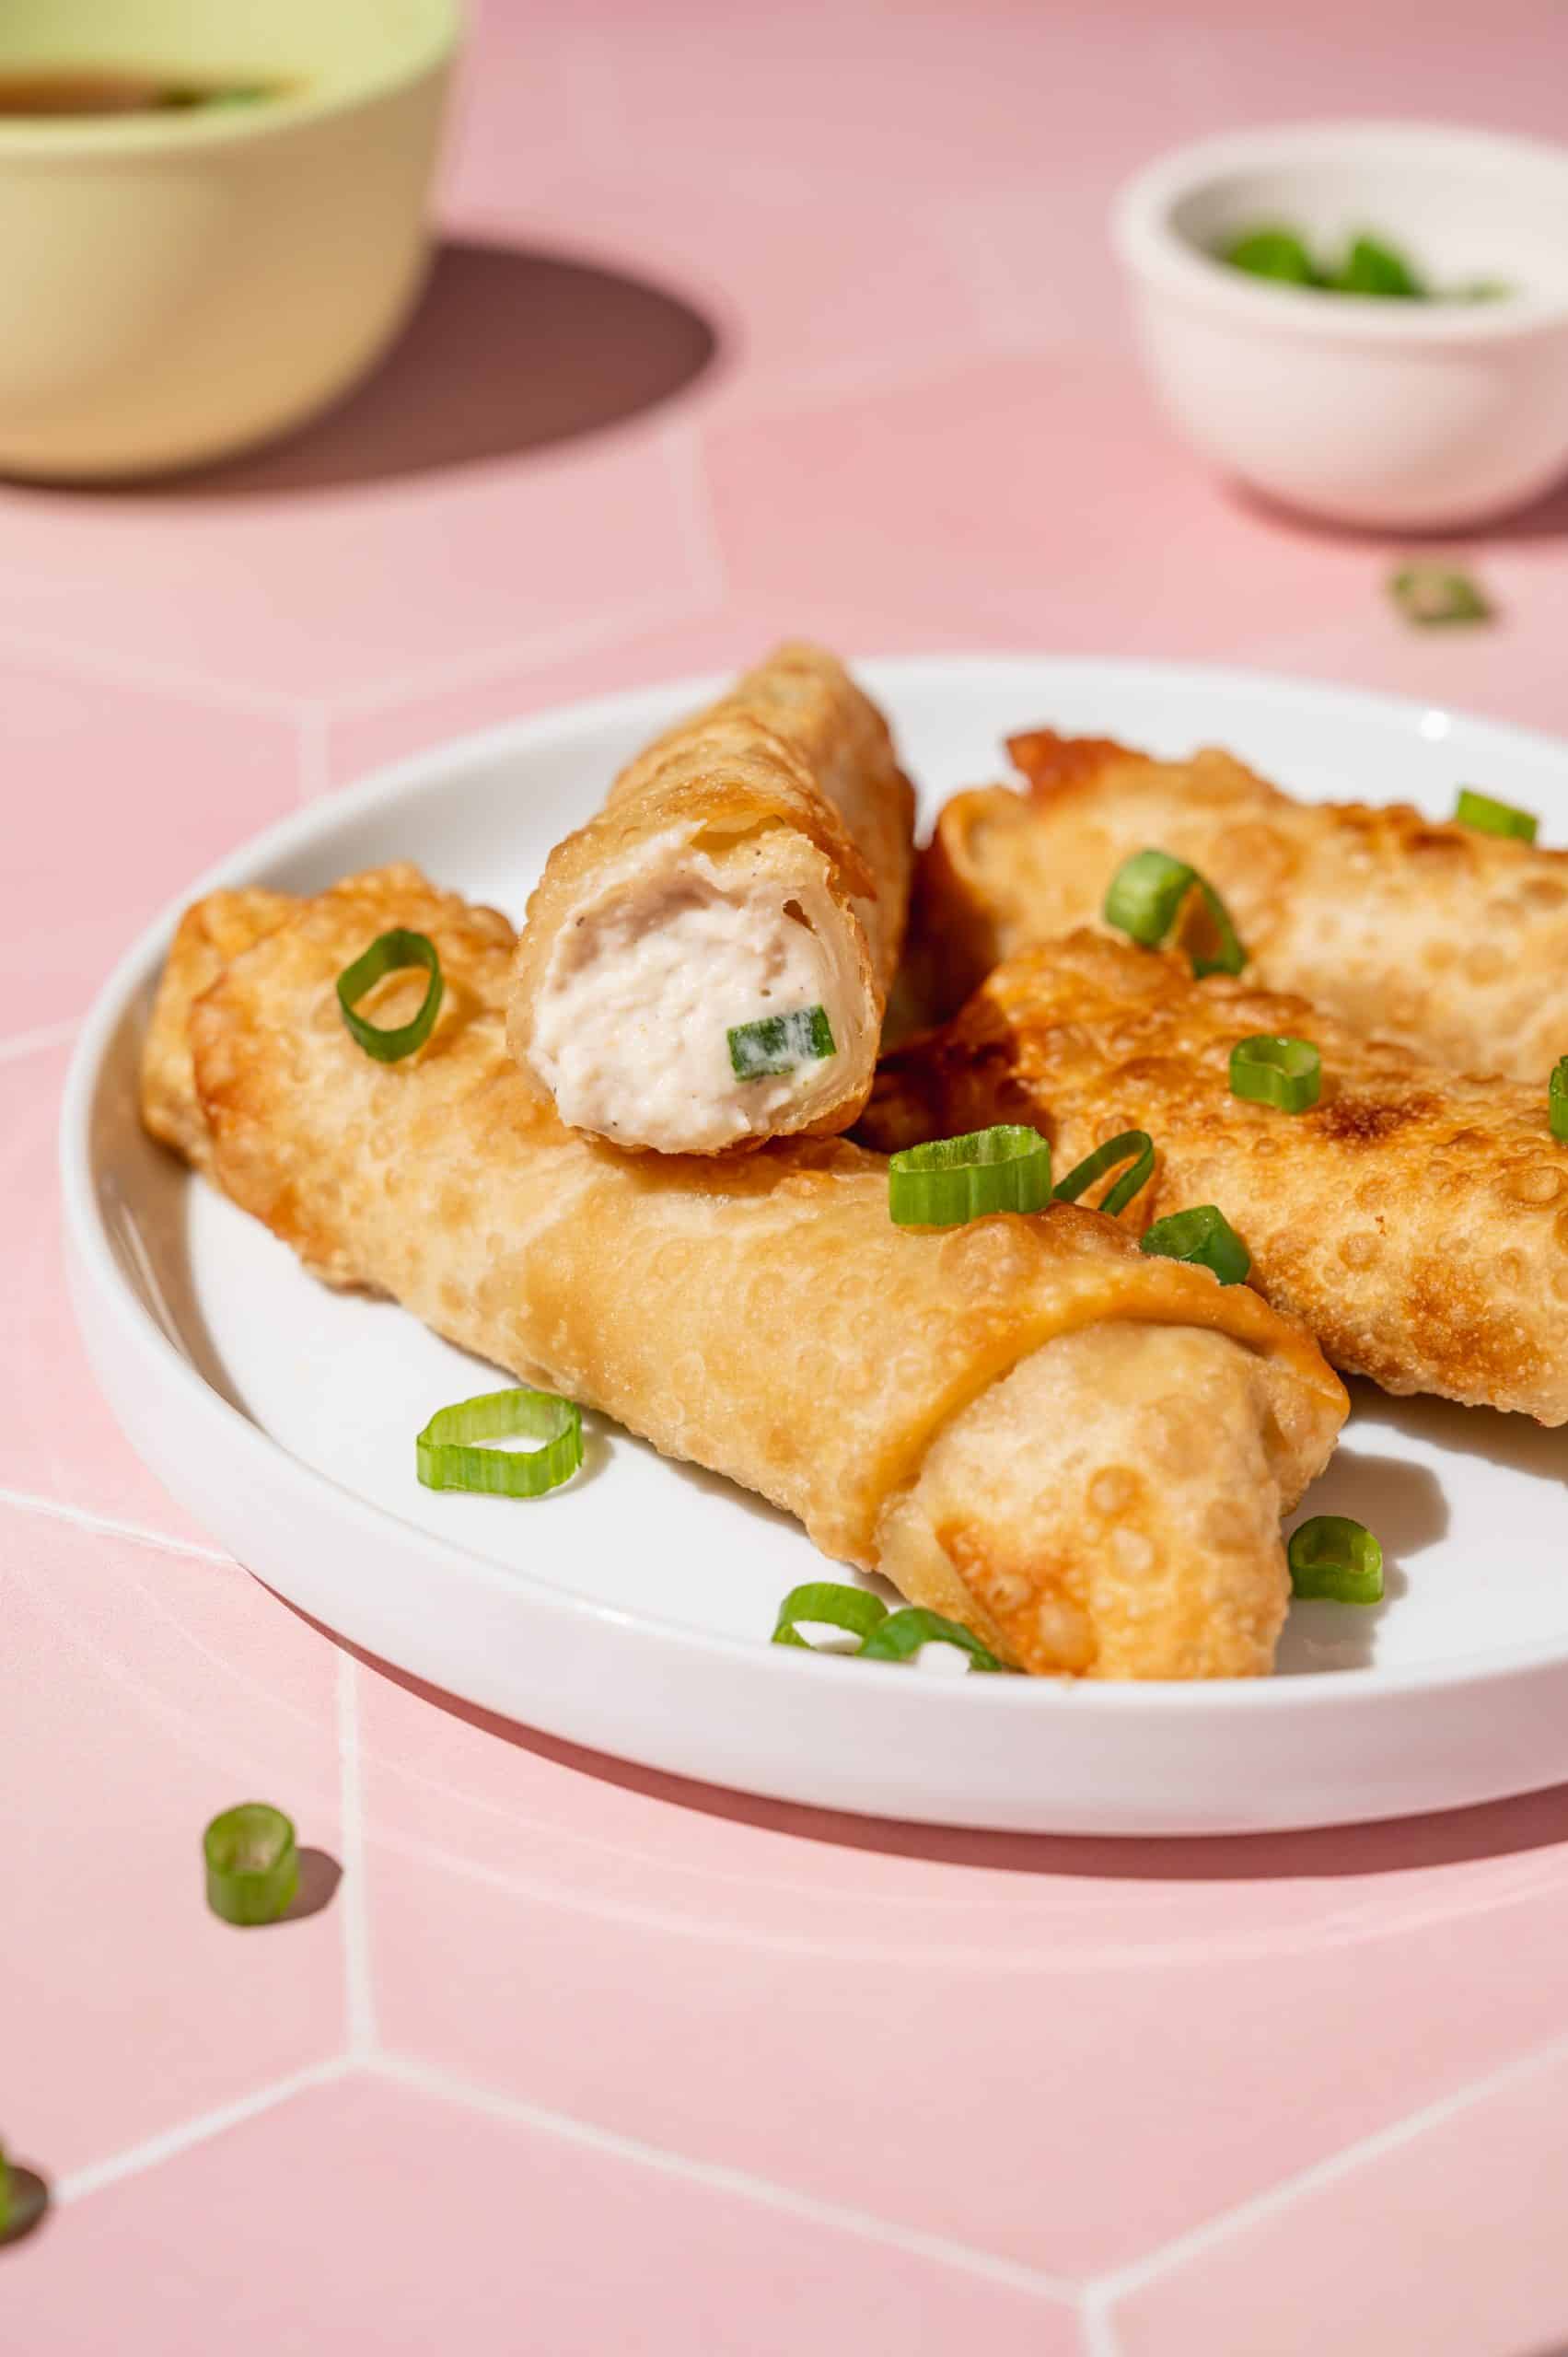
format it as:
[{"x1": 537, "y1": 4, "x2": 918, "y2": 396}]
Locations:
[{"x1": 0, "y1": 70, "x2": 284, "y2": 117}]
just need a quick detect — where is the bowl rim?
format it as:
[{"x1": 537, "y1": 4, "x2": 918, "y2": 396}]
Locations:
[
  {"x1": 0, "y1": 0, "x2": 461, "y2": 154},
  {"x1": 1112, "y1": 118, "x2": 1568, "y2": 343}
]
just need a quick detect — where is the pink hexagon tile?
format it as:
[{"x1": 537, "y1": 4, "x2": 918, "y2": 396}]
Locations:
[
  {"x1": 703, "y1": 355, "x2": 1379, "y2": 662},
  {"x1": 0, "y1": 419, "x2": 713, "y2": 704},
  {"x1": 1109, "y1": 2042, "x2": 1568, "y2": 2356},
  {"x1": 2, "y1": 2071, "x2": 1082, "y2": 2356},
  {"x1": 320, "y1": 597, "x2": 977, "y2": 792},
  {"x1": 0, "y1": 653, "x2": 299, "y2": 1036},
  {"x1": 0, "y1": 1039, "x2": 209, "y2": 1544},
  {"x1": 0, "y1": 1510, "x2": 343, "y2": 2177},
  {"x1": 353, "y1": 1655, "x2": 1568, "y2": 2281}
]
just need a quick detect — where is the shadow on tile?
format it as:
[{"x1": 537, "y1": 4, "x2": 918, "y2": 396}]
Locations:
[
  {"x1": 285, "y1": 1847, "x2": 343, "y2": 1923},
  {"x1": 290, "y1": 1607, "x2": 1568, "y2": 1891},
  {"x1": 122, "y1": 238, "x2": 722, "y2": 498}
]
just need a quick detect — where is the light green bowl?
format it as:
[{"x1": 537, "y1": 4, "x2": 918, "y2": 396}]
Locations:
[{"x1": 0, "y1": 0, "x2": 461, "y2": 478}]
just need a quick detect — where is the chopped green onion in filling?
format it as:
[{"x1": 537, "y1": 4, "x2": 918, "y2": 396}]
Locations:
[
  {"x1": 1288, "y1": 1515, "x2": 1384, "y2": 1605},
  {"x1": 1054, "y1": 1129, "x2": 1156, "y2": 1218},
  {"x1": 1389, "y1": 565, "x2": 1493, "y2": 628},
  {"x1": 203, "y1": 1803, "x2": 299, "y2": 1927},
  {"x1": 1455, "y1": 787, "x2": 1538, "y2": 843},
  {"x1": 1103, "y1": 851, "x2": 1247, "y2": 979},
  {"x1": 888, "y1": 1124, "x2": 1051, "y2": 1228},
  {"x1": 727, "y1": 1003, "x2": 835, "y2": 1080},
  {"x1": 336, "y1": 928, "x2": 444, "y2": 1062},
  {"x1": 772, "y1": 1582, "x2": 889, "y2": 1649},
  {"x1": 858, "y1": 1608, "x2": 1009, "y2": 1672},
  {"x1": 416, "y1": 1386, "x2": 583, "y2": 1499},
  {"x1": 1551, "y1": 1060, "x2": 1568, "y2": 1143},
  {"x1": 1229, "y1": 1034, "x2": 1322, "y2": 1114},
  {"x1": 1139, "y1": 1203, "x2": 1251, "y2": 1285}
]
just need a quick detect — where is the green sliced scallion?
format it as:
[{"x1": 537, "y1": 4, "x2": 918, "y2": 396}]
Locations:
[
  {"x1": 1054, "y1": 1130, "x2": 1156, "y2": 1218},
  {"x1": 1103, "y1": 851, "x2": 1246, "y2": 979},
  {"x1": 203, "y1": 1803, "x2": 299, "y2": 1927},
  {"x1": 1139, "y1": 1203, "x2": 1250, "y2": 1285},
  {"x1": 0, "y1": 2144, "x2": 47, "y2": 2247},
  {"x1": 1455, "y1": 787, "x2": 1538, "y2": 844},
  {"x1": 858, "y1": 1608, "x2": 1009, "y2": 1672},
  {"x1": 336, "y1": 928, "x2": 444, "y2": 1062},
  {"x1": 1331, "y1": 236, "x2": 1423, "y2": 299},
  {"x1": 888, "y1": 1125, "x2": 1051, "y2": 1228},
  {"x1": 1288, "y1": 1515, "x2": 1384, "y2": 1605},
  {"x1": 1389, "y1": 565, "x2": 1493, "y2": 628},
  {"x1": 772, "y1": 1582, "x2": 889, "y2": 1649},
  {"x1": 1551, "y1": 1060, "x2": 1568, "y2": 1143},
  {"x1": 727, "y1": 1003, "x2": 835, "y2": 1080},
  {"x1": 1229, "y1": 1034, "x2": 1322, "y2": 1114},
  {"x1": 416, "y1": 1386, "x2": 583, "y2": 1499}
]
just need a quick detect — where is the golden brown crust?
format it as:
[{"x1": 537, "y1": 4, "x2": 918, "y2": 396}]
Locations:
[
  {"x1": 909, "y1": 730, "x2": 1568, "y2": 1075},
  {"x1": 865, "y1": 926, "x2": 1568, "y2": 1421},
  {"x1": 140, "y1": 887, "x2": 296, "y2": 1170},
  {"x1": 507, "y1": 643, "x2": 916, "y2": 1148},
  {"x1": 148, "y1": 871, "x2": 1345, "y2": 1678}
]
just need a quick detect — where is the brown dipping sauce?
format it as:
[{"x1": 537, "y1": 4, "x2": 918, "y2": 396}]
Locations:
[{"x1": 0, "y1": 70, "x2": 282, "y2": 117}]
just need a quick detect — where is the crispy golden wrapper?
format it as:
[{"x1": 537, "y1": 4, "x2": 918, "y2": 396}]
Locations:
[
  {"x1": 911, "y1": 727, "x2": 1568, "y2": 1075},
  {"x1": 508, "y1": 642, "x2": 916, "y2": 1153},
  {"x1": 866, "y1": 928, "x2": 1568, "y2": 1422},
  {"x1": 141, "y1": 868, "x2": 1346, "y2": 1679}
]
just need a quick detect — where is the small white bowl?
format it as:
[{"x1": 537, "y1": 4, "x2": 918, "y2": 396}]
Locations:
[{"x1": 1112, "y1": 122, "x2": 1568, "y2": 530}]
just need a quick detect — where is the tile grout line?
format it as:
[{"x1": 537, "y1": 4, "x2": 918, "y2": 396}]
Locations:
[
  {"x1": 0, "y1": 619, "x2": 307, "y2": 721},
  {"x1": 367, "y1": 2050, "x2": 1078, "y2": 2306},
  {"x1": 1085, "y1": 2022, "x2": 1568, "y2": 2318},
  {"x1": 319, "y1": 597, "x2": 679, "y2": 723},
  {"x1": 335, "y1": 1652, "x2": 378, "y2": 2058},
  {"x1": 0, "y1": 1484, "x2": 231, "y2": 1565},
  {"x1": 53, "y1": 2057, "x2": 354, "y2": 2204},
  {"x1": 0, "y1": 1016, "x2": 80, "y2": 1065}
]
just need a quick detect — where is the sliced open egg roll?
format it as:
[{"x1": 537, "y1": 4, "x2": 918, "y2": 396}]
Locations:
[
  {"x1": 912, "y1": 727, "x2": 1568, "y2": 1076},
  {"x1": 507, "y1": 642, "x2": 916, "y2": 1155},
  {"x1": 143, "y1": 867, "x2": 1345, "y2": 1679},
  {"x1": 865, "y1": 927, "x2": 1568, "y2": 1422}
]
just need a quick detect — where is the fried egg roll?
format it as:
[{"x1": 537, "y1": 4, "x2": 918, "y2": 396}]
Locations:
[
  {"x1": 912, "y1": 728, "x2": 1568, "y2": 1075},
  {"x1": 143, "y1": 867, "x2": 1345, "y2": 1679},
  {"x1": 866, "y1": 928, "x2": 1568, "y2": 1422},
  {"x1": 507, "y1": 642, "x2": 915, "y2": 1155}
]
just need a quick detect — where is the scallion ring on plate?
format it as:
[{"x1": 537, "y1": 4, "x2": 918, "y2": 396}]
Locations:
[
  {"x1": 1288, "y1": 1515, "x2": 1384, "y2": 1605},
  {"x1": 888, "y1": 1124, "x2": 1051, "y2": 1228},
  {"x1": 1551, "y1": 1060, "x2": 1568, "y2": 1144},
  {"x1": 416, "y1": 1386, "x2": 583, "y2": 1499},
  {"x1": 857, "y1": 1608, "x2": 1009, "y2": 1673},
  {"x1": 727, "y1": 1003, "x2": 835, "y2": 1080},
  {"x1": 1139, "y1": 1203, "x2": 1251, "y2": 1286},
  {"x1": 1053, "y1": 1130, "x2": 1156, "y2": 1218},
  {"x1": 1455, "y1": 787, "x2": 1538, "y2": 844},
  {"x1": 772, "y1": 1582, "x2": 889, "y2": 1649},
  {"x1": 203, "y1": 1802, "x2": 300, "y2": 1927},
  {"x1": 1103, "y1": 851, "x2": 1247, "y2": 979},
  {"x1": 1228, "y1": 1034, "x2": 1322, "y2": 1114},
  {"x1": 336, "y1": 928, "x2": 444, "y2": 1062}
]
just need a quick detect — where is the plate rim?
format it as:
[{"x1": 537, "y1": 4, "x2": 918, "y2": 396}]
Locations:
[{"x1": 58, "y1": 649, "x2": 1568, "y2": 1727}]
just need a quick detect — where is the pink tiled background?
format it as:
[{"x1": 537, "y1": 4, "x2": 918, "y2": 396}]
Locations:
[{"x1": 7, "y1": 2, "x2": 1568, "y2": 2349}]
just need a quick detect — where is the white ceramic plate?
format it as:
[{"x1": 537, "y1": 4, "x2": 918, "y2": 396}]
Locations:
[{"x1": 63, "y1": 656, "x2": 1568, "y2": 1836}]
